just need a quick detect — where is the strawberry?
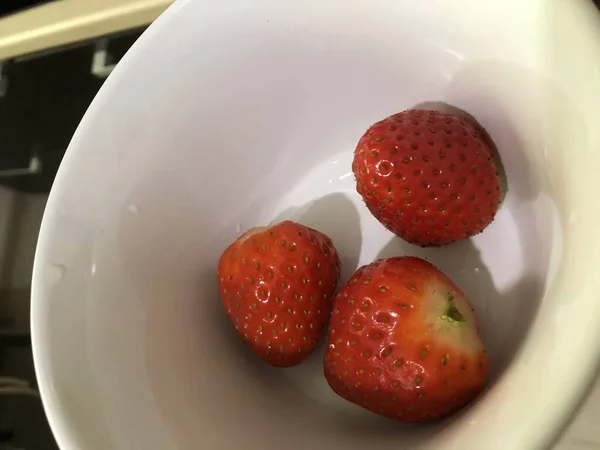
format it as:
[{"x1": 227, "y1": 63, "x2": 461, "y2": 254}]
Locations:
[
  {"x1": 218, "y1": 220, "x2": 341, "y2": 367},
  {"x1": 323, "y1": 256, "x2": 489, "y2": 422},
  {"x1": 352, "y1": 108, "x2": 501, "y2": 246}
]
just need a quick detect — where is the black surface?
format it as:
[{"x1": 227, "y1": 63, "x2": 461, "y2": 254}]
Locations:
[
  {"x1": 0, "y1": 29, "x2": 144, "y2": 193},
  {"x1": 0, "y1": 46, "x2": 104, "y2": 192},
  {"x1": 0, "y1": 0, "x2": 55, "y2": 18}
]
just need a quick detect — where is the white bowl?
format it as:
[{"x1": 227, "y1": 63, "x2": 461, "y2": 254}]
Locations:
[{"x1": 31, "y1": 0, "x2": 600, "y2": 449}]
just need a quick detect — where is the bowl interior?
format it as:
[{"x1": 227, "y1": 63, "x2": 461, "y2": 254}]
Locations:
[{"x1": 32, "y1": 1, "x2": 600, "y2": 449}]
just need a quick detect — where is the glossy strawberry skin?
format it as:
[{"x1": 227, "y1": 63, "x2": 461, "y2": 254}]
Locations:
[
  {"x1": 324, "y1": 257, "x2": 489, "y2": 422},
  {"x1": 218, "y1": 220, "x2": 341, "y2": 367},
  {"x1": 352, "y1": 109, "x2": 501, "y2": 246}
]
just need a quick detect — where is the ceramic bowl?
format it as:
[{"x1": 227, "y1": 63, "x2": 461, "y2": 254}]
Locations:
[{"x1": 31, "y1": 0, "x2": 600, "y2": 449}]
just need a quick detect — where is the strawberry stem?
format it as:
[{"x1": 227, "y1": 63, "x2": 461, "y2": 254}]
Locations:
[{"x1": 443, "y1": 294, "x2": 465, "y2": 323}]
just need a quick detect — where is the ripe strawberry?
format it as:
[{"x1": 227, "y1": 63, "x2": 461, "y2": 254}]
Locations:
[
  {"x1": 323, "y1": 256, "x2": 489, "y2": 422},
  {"x1": 352, "y1": 109, "x2": 501, "y2": 246},
  {"x1": 218, "y1": 220, "x2": 341, "y2": 367}
]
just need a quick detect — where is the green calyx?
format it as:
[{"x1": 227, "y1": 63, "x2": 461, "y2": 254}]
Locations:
[{"x1": 442, "y1": 293, "x2": 465, "y2": 323}]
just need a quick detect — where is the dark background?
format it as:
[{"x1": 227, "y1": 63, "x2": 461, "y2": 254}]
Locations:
[
  {"x1": 0, "y1": 0, "x2": 55, "y2": 18},
  {"x1": 0, "y1": 29, "x2": 143, "y2": 193}
]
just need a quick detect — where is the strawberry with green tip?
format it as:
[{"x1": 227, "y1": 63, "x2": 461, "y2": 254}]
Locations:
[
  {"x1": 352, "y1": 108, "x2": 501, "y2": 246},
  {"x1": 323, "y1": 256, "x2": 489, "y2": 422},
  {"x1": 218, "y1": 220, "x2": 341, "y2": 367}
]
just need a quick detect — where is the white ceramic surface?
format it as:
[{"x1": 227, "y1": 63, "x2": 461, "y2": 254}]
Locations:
[{"x1": 31, "y1": 1, "x2": 600, "y2": 449}]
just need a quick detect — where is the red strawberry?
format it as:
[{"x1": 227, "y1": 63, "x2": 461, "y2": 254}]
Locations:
[
  {"x1": 323, "y1": 256, "x2": 489, "y2": 422},
  {"x1": 218, "y1": 220, "x2": 341, "y2": 367},
  {"x1": 352, "y1": 109, "x2": 501, "y2": 246}
]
